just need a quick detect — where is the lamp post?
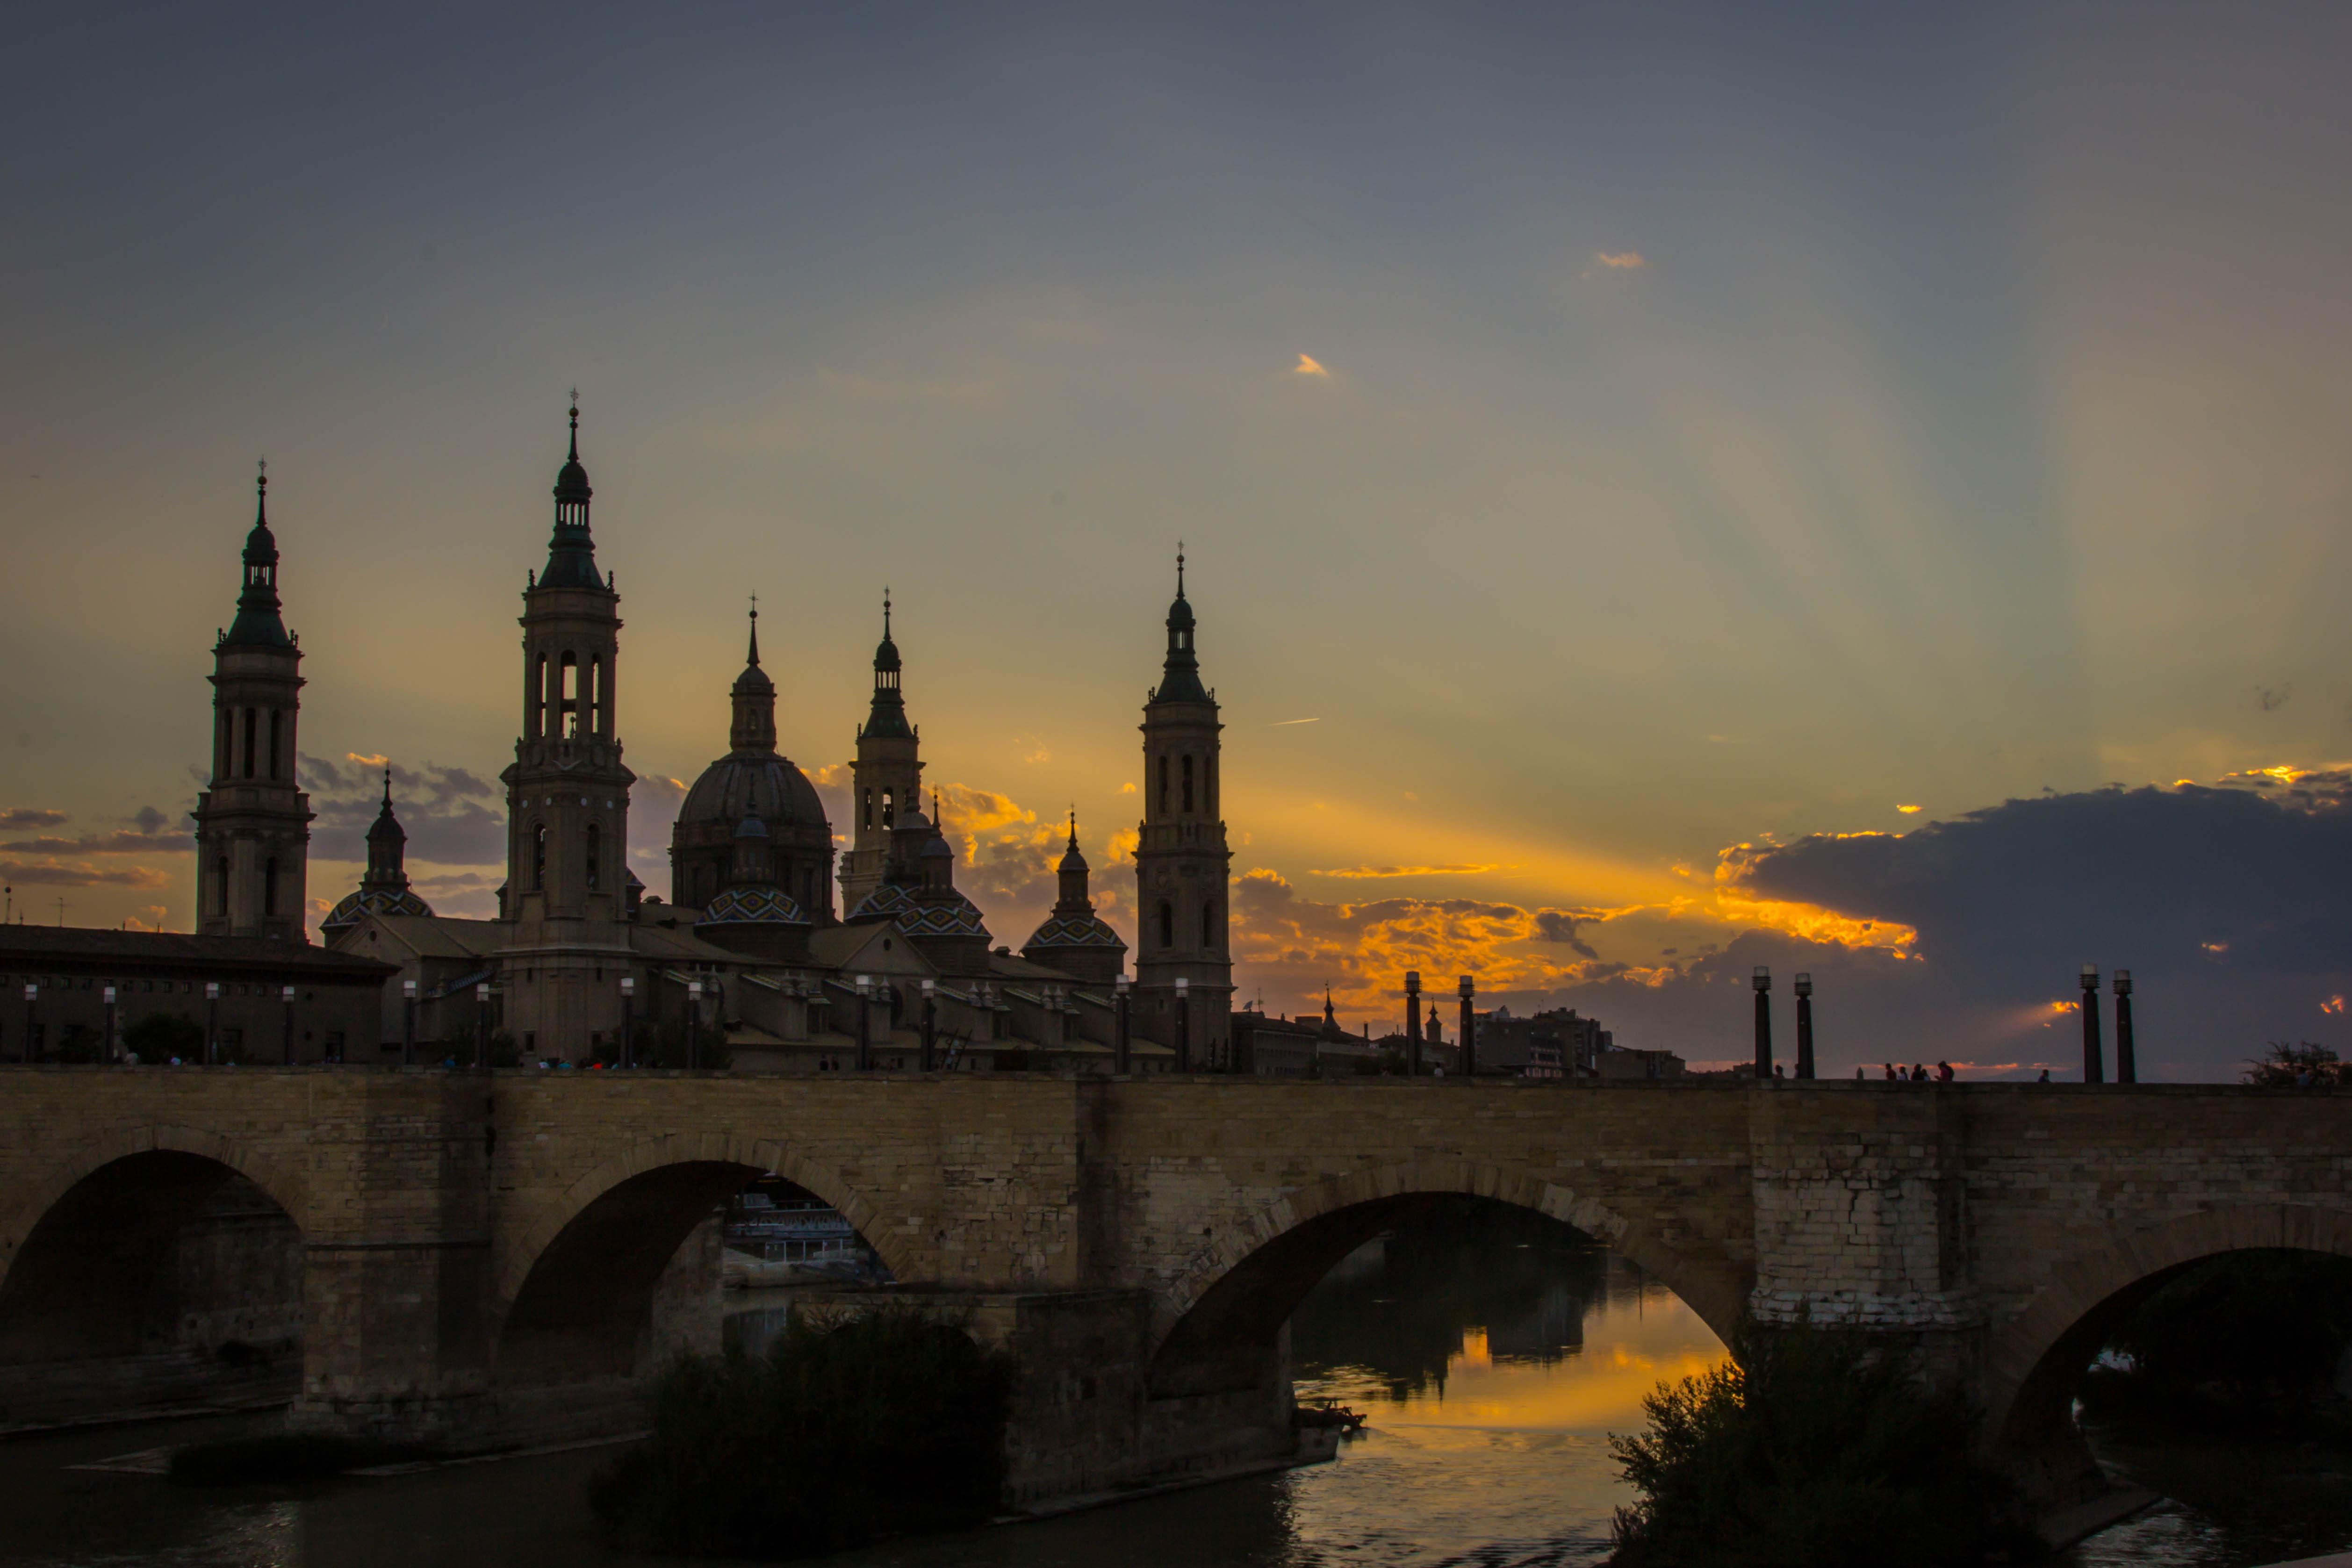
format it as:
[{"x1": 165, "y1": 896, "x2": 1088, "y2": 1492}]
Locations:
[
  {"x1": 2113, "y1": 969, "x2": 2136, "y2": 1084},
  {"x1": 205, "y1": 981, "x2": 221, "y2": 1065},
  {"x1": 281, "y1": 985, "x2": 296, "y2": 1065},
  {"x1": 2079, "y1": 964, "x2": 2103, "y2": 1085},
  {"x1": 17, "y1": 982, "x2": 30, "y2": 1064},
  {"x1": 687, "y1": 979, "x2": 704, "y2": 1071},
  {"x1": 475, "y1": 982, "x2": 492, "y2": 1072},
  {"x1": 1405, "y1": 971, "x2": 1423, "y2": 1077},
  {"x1": 103, "y1": 984, "x2": 116, "y2": 1063},
  {"x1": 402, "y1": 979, "x2": 418, "y2": 1067},
  {"x1": 1752, "y1": 966, "x2": 1774, "y2": 1079},
  {"x1": 1113, "y1": 976, "x2": 1131, "y2": 1074},
  {"x1": 920, "y1": 978, "x2": 937, "y2": 1072},
  {"x1": 1793, "y1": 972, "x2": 1815, "y2": 1080},
  {"x1": 1458, "y1": 975, "x2": 1476, "y2": 1079},
  {"x1": 854, "y1": 975, "x2": 871, "y2": 1072},
  {"x1": 619, "y1": 975, "x2": 634, "y2": 1070},
  {"x1": 1174, "y1": 977, "x2": 1191, "y2": 1073}
]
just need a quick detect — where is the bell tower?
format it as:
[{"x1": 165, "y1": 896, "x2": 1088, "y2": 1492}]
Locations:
[
  {"x1": 194, "y1": 464, "x2": 314, "y2": 941},
  {"x1": 496, "y1": 399, "x2": 636, "y2": 1058},
  {"x1": 1133, "y1": 550, "x2": 1232, "y2": 1065},
  {"x1": 838, "y1": 593, "x2": 924, "y2": 914}
]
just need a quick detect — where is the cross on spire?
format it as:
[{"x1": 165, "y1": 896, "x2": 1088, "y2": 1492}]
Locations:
[
  {"x1": 883, "y1": 586, "x2": 892, "y2": 638},
  {"x1": 1176, "y1": 541, "x2": 1186, "y2": 597}
]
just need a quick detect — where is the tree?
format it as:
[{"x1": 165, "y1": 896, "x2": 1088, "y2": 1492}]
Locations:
[{"x1": 2244, "y1": 1042, "x2": 2346, "y2": 1088}]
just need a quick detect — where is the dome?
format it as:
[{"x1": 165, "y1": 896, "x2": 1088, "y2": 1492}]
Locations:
[
  {"x1": 1024, "y1": 912, "x2": 1125, "y2": 951},
  {"x1": 848, "y1": 881, "x2": 989, "y2": 938},
  {"x1": 320, "y1": 885, "x2": 434, "y2": 936},
  {"x1": 243, "y1": 518, "x2": 279, "y2": 567},
  {"x1": 920, "y1": 833, "x2": 954, "y2": 861},
  {"x1": 698, "y1": 884, "x2": 809, "y2": 928},
  {"x1": 678, "y1": 752, "x2": 827, "y2": 834},
  {"x1": 734, "y1": 814, "x2": 770, "y2": 839}
]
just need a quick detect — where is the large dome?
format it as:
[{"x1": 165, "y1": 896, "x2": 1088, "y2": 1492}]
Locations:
[{"x1": 678, "y1": 752, "x2": 827, "y2": 834}]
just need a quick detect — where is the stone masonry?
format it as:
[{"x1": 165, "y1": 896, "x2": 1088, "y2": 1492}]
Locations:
[{"x1": 0, "y1": 1068, "x2": 2345, "y2": 1505}]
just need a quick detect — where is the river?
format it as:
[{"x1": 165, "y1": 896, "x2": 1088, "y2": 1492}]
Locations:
[{"x1": 2, "y1": 1202, "x2": 2345, "y2": 1567}]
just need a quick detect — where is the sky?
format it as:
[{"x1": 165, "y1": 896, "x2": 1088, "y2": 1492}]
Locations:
[{"x1": 2, "y1": 2, "x2": 2348, "y2": 1079}]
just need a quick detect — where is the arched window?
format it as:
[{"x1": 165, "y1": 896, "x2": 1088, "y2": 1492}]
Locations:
[
  {"x1": 1201, "y1": 900, "x2": 1213, "y2": 949},
  {"x1": 533, "y1": 654, "x2": 548, "y2": 738},
  {"x1": 242, "y1": 707, "x2": 257, "y2": 777},
  {"x1": 215, "y1": 858, "x2": 229, "y2": 915},
  {"x1": 560, "y1": 652, "x2": 580, "y2": 739},
  {"x1": 263, "y1": 856, "x2": 279, "y2": 917},
  {"x1": 268, "y1": 709, "x2": 283, "y2": 781},
  {"x1": 1181, "y1": 755, "x2": 1194, "y2": 813},
  {"x1": 585, "y1": 823, "x2": 602, "y2": 892},
  {"x1": 882, "y1": 788, "x2": 896, "y2": 829},
  {"x1": 1158, "y1": 755, "x2": 1170, "y2": 813},
  {"x1": 590, "y1": 655, "x2": 605, "y2": 738},
  {"x1": 1158, "y1": 900, "x2": 1174, "y2": 949},
  {"x1": 531, "y1": 823, "x2": 547, "y2": 892},
  {"x1": 862, "y1": 788, "x2": 873, "y2": 831}
]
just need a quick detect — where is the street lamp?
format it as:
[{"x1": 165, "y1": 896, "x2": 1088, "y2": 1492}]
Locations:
[
  {"x1": 475, "y1": 982, "x2": 492, "y2": 1072},
  {"x1": 1792, "y1": 972, "x2": 1815, "y2": 1080},
  {"x1": 1405, "y1": 971, "x2": 1423, "y2": 1077},
  {"x1": 687, "y1": 979, "x2": 704, "y2": 1071},
  {"x1": 618, "y1": 975, "x2": 635, "y2": 1070},
  {"x1": 18, "y1": 982, "x2": 32, "y2": 1064},
  {"x1": 205, "y1": 981, "x2": 221, "y2": 1065},
  {"x1": 103, "y1": 985, "x2": 116, "y2": 1064},
  {"x1": 402, "y1": 978, "x2": 418, "y2": 1067},
  {"x1": 1113, "y1": 976, "x2": 1131, "y2": 1074},
  {"x1": 2079, "y1": 964, "x2": 2103, "y2": 1085},
  {"x1": 1752, "y1": 966, "x2": 1774, "y2": 1079},
  {"x1": 2113, "y1": 969, "x2": 2136, "y2": 1084},
  {"x1": 1173, "y1": 977, "x2": 1191, "y2": 1073},
  {"x1": 281, "y1": 984, "x2": 296, "y2": 1065},
  {"x1": 1458, "y1": 975, "x2": 1477, "y2": 1079},
  {"x1": 920, "y1": 978, "x2": 937, "y2": 1072},
  {"x1": 854, "y1": 975, "x2": 872, "y2": 1072}
]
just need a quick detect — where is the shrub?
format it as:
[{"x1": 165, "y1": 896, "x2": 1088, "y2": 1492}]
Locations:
[
  {"x1": 590, "y1": 1305, "x2": 1015, "y2": 1559},
  {"x1": 1608, "y1": 1323, "x2": 2037, "y2": 1568},
  {"x1": 2244, "y1": 1041, "x2": 2347, "y2": 1088}
]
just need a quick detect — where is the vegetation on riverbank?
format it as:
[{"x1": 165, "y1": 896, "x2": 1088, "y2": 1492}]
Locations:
[
  {"x1": 589, "y1": 1305, "x2": 1014, "y2": 1560},
  {"x1": 1608, "y1": 1323, "x2": 2040, "y2": 1568}
]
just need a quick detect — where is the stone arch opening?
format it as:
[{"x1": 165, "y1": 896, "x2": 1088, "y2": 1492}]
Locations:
[
  {"x1": 1147, "y1": 1167, "x2": 1744, "y2": 1403},
  {"x1": 494, "y1": 1144, "x2": 904, "y2": 1395},
  {"x1": 0, "y1": 1150, "x2": 304, "y2": 1425},
  {"x1": 1983, "y1": 1204, "x2": 2352, "y2": 1506}
]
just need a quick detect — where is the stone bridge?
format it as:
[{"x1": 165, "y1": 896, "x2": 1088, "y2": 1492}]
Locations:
[{"x1": 0, "y1": 1068, "x2": 2344, "y2": 1506}]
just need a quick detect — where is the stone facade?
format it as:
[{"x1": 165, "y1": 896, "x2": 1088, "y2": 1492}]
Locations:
[{"x1": 2, "y1": 1071, "x2": 2347, "y2": 1506}]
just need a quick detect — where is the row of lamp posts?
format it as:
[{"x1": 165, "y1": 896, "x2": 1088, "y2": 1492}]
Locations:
[
  {"x1": 17, "y1": 978, "x2": 305, "y2": 1065},
  {"x1": 2079, "y1": 965, "x2": 2136, "y2": 1084},
  {"x1": 1749, "y1": 968, "x2": 1817, "y2": 1079},
  {"x1": 1397, "y1": 971, "x2": 1479, "y2": 1077}
]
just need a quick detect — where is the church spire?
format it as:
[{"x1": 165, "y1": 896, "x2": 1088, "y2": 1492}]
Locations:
[
  {"x1": 224, "y1": 460, "x2": 292, "y2": 648},
  {"x1": 362, "y1": 766, "x2": 412, "y2": 892},
  {"x1": 1054, "y1": 808, "x2": 1093, "y2": 913},
  {"x1": 1151, "y1": 544, "x2": 1208, "y2": 705},
  {"x1": 729, "y1": 597, "x2": 777, "y2": 753},
  {"x1": 541, "y1": 393, "x2": 603, "y2": 590},
  {"x1": 861, "y1": 589, "x2": 913, "y2": 740}
]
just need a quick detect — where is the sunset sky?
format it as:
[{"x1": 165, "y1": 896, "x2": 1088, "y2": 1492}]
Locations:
[{"x1": 4, "y1": 4, "x2": 2348, "y2": 1078}]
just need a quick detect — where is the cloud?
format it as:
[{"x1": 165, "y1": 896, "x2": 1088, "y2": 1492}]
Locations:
[
  {"x1": 1312, "y1": 863, "x2": 1502, "y2": 879},
  {"x1": 1, "y1": 829, "x2": 188, "y2": 856},
  {"x1": 1269, "y1": 717, "x2": 1321, "y2": 727},
  {"x1": 0, "y1": 857, "x2": 173, "y2": 889},
  {"x1": 1896, "y1": 804, "x2": 1923, "y2": 814},
  {"x1": 1586, "y1": 251, "x2": 1647, "y2": 273},
  {"x1": 1293, "y1": 353, "x2": 1331, "y2": 378},
  {"x1": 0, "y1": 808, "x2": 69, "y2": 830},
  {"x1": 1529, "y1": 906, "x2": 1640, "y2": 960},
  {"x1": 301, "y1": 753, "x2": 505, "y2": 866}
]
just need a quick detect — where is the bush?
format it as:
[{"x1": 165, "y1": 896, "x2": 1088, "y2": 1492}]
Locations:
[
  {"x1": 2244, "y1": 1041, "x2": 2347, "y2": 1088},
  {"x1": 1608, "y1": 1323, "x2": 2037, "y2": 1568},
  {"x1": 124, "y1": 1010, "x2": 203, "y2": 1062},
  {"x1": 590, "y1": 1305, "x2": 1015, "y2": 1559}
]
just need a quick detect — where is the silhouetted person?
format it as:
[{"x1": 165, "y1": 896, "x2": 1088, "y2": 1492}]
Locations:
[
  {"x1": 1773, "y1": 1063, "x2": 1785, "y2": 1079},
  {"x1": 2037, "y1": 1069, "x2": 2050, "y2": 1084},
  {"x1": 1910, "y1": 1064, "x2": 1927, "y2": 1082},
  {"x1": 1936, "y1": 1061, "x2": 1954, "y2": 1083},
  {"x1": 1884, "y1": 1062, "x2": 1898, "y2": 1081}
]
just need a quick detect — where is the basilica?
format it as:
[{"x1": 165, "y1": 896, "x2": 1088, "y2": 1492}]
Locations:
[{"x1": 198, "y1": 406, "x2": 1236, "y2": 1070}]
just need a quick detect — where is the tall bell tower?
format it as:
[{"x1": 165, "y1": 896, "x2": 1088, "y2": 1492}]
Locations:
[
  {"x1": 1133, "y1": 551, "x2": 1232, "y2": 1065},
  {"x1": 838, "y1": 594, "x2": 924, "y2": 914},
  {"x1": 496, "y1": 400, "x2": 636, "y2": 1058},
  {"x1": 194, "y1": 465, "x2": 314, "y2": 941}
]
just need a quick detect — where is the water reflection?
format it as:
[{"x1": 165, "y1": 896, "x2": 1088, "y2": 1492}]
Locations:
[{"x1": 3, "y1": 1201, "x2": 2339, "y2": 1566}]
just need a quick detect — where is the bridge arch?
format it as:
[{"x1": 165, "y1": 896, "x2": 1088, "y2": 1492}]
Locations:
[
  {"x1": 1983, "y1": 1203, "x2": 2352, "y2": 1500},
  {"x1": 491, "y1": 1134, "x2": 915, "y2": 1388},
  {"x1": 1148, "y1": 1159, "x2": 1746, "y2": 1397},
  {"x1": 0, "y1": 1126, "x2": 308, "y2": 1376}
]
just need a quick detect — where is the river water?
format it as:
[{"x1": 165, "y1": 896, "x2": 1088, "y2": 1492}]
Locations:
[{"x1": 3, "y1": 1203, "x2": 2346, "y2": 1567}]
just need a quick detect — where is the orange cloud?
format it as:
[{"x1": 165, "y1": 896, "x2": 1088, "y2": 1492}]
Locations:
[
  {"x1": 1710, "y1": 844, "x2": 1918, "y2": 955},
  {"x1": 0, "y1": 857, "x2": 172, "y2": 889},
  {"x1": 1896, "y1": 804, "x2": 1923, "y2": 815},
  {"x1": 1294, "y1": 353, "x2": 1331, "y2": 378},
  {"x1": 1583, "y1": 251, "x2": 1648, "y2": 278},
  {"x1": 1312, "y1": 863, "x2": 1502, "y2": 879}
]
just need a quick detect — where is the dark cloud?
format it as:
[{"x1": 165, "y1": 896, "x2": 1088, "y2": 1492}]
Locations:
[
  {"x1": 1531, "y1": 908, "x2": 1601, "y2": 959},
  {"x1": 301, "y1": 754, "x2": 505, "y2": 866},
  {"x1": 0, "y1": 808, "x2": 69, "y2": 830},
  {"x1": 0, "y1": 857, "x2": 171, "y2": 889}
]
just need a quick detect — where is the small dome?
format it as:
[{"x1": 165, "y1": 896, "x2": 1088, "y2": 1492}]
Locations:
[
  {"x1": 699, "y1": 884, "x2": 809, "y2": 928},
  {"x1": 733, "y1": 659, "x2": 775, "y2": 696},
  {"x1": 1024, "y1": 912, "x2": 1126, "y2": 952},
  {"x1": 847, "y1": 881, "x2": 989, "y2": 938},
  {"x1": 874, "y1": 632, "x2": 901, "y2": 673},
  {"x1": 243, "y1": 518, "x2": 279, "y2": 567},
  {"x1": 920, "y1": 834, "x2": 954, "y2": 861},
  {"x1": 1058, "y1": 839, "x2": 1088, "y2": 874},
  {"x1": 734, "y1": 814, "x2": 770, "y2": 839},
  {"x1": 321, "y1": 885, "x2": 434, "y2": 936}
]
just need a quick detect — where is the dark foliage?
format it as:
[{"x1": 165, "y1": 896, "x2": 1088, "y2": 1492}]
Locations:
[
  {"x1": 589, "y1": 1306, "x2": 1015, "y2": 1560},
  {"x1": 123, "y1": 1010, "x2": 202, "y2": 1062},
  {"x1": 1608, "y1": 1323, "x2": 2037, "y2": 1568},
  {"x1": 2244, "y1": 1041, "x2": 2348, "y2": 1088},
  {"x1": 169, "y1": 1433, "x2": 424, "y2": 1485}
]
